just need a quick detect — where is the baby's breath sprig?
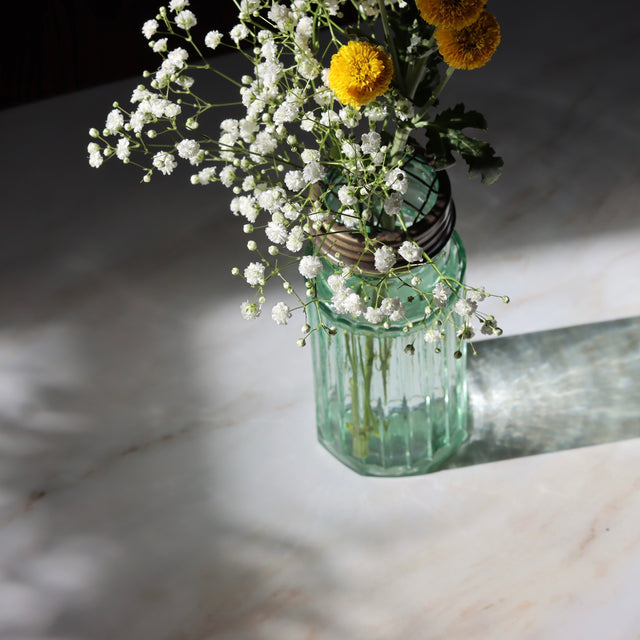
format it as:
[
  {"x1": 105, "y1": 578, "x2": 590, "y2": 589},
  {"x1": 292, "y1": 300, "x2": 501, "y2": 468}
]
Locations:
[{"x1": 89, "y1": 0, "x2": 506, "y2": 349}]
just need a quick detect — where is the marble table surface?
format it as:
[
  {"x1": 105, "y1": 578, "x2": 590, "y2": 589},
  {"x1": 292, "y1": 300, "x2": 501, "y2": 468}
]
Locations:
[{"x1": 1, "y1": 1, "x2": 640, "y2": 638}]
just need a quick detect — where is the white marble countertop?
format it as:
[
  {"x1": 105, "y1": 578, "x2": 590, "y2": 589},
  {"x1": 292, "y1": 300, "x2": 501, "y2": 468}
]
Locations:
[{"x1": 1, "y1": 1, "x2": 640, "y2": 638}]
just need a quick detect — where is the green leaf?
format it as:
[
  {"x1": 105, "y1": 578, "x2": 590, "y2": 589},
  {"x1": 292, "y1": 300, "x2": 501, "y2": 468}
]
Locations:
[
  {"x1": 424, "y1": 103, "x2": 503, "y2": 183},
  {"x1": 433, "y1": 103, "x2": 488, "y2": 131},
  {"x1": 424, "y1": 131, "x2": 455, "y2": 169},
  {"x1": 454, "y1": 134, "x2": 504, "y2": 184}
]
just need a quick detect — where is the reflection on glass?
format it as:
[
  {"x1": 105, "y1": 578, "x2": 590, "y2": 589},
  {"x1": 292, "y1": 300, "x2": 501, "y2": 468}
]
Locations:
[{"x1": 442, "y1": 315, "x2": 640, "y2": 469}]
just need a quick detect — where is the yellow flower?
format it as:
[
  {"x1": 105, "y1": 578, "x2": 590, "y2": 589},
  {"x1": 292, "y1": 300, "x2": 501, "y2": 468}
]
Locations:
[
  {"x1": 435, "y1": 10, "x2": 501, "y2": 70},
  {"x1": 415, "y1": 0, "x2": 487, "y2": 30},
  {"x1": 328, "y1": 41, "x2": 394, "y2": 107}
]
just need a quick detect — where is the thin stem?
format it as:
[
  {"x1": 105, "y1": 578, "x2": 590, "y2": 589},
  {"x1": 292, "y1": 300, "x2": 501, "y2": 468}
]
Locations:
[
  {"x1": 414, "y1": 66, "x2": 455, "y2": 124},
  {"x1": 376, "y1": 0, "x2": 405, "y2": 95},
  {"x1": 389, "y1": 127, "x2": 410, "y2": 160},
  {"x1": 406, "y1": 48, "x2": 438, "y2": 100}
]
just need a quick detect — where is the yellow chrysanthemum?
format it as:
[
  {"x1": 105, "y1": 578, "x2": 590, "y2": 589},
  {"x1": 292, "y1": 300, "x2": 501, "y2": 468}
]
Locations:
[
  {"x1": 435, "y1": 10, "x2": 501, "y2": 70},
  {"x1": 415, "y1": 0, "x2": 487, "y2": 30},
  {"x1": 328, "y1": 41, "x2": 394, "y2": 107}
]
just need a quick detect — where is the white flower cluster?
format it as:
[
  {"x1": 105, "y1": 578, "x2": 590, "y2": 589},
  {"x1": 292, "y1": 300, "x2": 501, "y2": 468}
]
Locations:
[
  {"x1": 325, "y1": 270, "x2": 406, "y2": 324},
  {"x1": 88, "y1": 0, "x2": 505, "y2": 347},
  {"x1": 418, "y1": 283, "x2": 503, "y2": 345}
]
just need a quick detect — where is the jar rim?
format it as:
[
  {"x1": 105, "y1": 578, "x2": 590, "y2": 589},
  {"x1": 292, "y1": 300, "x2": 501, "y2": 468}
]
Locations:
[{"x1": 313, "y1": 164, "x2": 456, "y2": 272}]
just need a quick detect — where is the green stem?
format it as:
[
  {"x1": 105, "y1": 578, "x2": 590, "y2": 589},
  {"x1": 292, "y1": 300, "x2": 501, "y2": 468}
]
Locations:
[
  {"x1": 376, "y1": 0, "x2": 405, "y2": 95},
  {"x1": 207, "y1": 64, "x2": 244, "y2": 88},
  {"x1": 359, "y1": 335, "x2": 379, "y2": 438},
  {"x1": 405, "y1": 47, "x2": 438, "y2": 100},
  {"x1": 379, "y1": 337, "x2": 392, "y2": 405},
  {"x1": 389, "y1": 127, "x2": 410, "y2": 160},
  {"x1": 345, "y1": 335, "x2": 360, "y2": 428},
  {"x1": 414, "y1": 66, "x2": 455, "y2": 124}
]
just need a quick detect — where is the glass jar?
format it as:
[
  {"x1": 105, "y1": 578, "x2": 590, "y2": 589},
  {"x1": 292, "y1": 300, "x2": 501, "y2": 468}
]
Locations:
[{"x1": 309, "y1": 232, "x2": 468, "y2": 476}]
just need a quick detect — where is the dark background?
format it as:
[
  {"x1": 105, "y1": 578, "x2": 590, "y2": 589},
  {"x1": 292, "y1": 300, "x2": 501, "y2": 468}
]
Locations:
[{"x1": 1, "y1": 1, "x2": 236, "y2": 109}]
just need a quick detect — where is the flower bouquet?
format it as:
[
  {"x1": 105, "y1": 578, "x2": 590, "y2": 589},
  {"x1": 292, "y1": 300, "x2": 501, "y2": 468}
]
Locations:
[{"x1": 89, "y1": 0, "x2": 508, "y2": 475}]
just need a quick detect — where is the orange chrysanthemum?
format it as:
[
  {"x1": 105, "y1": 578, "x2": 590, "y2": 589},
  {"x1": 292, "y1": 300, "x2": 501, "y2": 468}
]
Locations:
[
  {"x1": 415, "y1": 0, "x2": 487, "y2": 30},
  {"x1": 435, "y1": 10, "x2": 501, "y2": 70},
  {"x1": 328, "y1": 41, "x2": 394, "y2": 107}
]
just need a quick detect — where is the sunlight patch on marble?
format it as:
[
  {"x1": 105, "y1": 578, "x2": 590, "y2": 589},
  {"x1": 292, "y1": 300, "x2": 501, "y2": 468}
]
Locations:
[{"x1": 467, "y1": 230, "x2": 640, "y2": 338}]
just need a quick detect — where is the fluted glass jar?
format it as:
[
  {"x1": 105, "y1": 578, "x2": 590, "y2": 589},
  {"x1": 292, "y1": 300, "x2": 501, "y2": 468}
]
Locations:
[
  {"x1": 309, "y1": 233, "x2": 468, "y2": 476},
  {"x1": 308, "y1": 155, "x2": 469, "y2": 476}
]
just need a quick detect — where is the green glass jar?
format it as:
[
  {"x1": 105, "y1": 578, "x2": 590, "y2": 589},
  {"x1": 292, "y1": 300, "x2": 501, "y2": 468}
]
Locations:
[
  {"x1": 309, "y1": 233, "x2": 468, "y2": 476},
  {"x1": 308, "y1": 155, "x2": 469, "y2": 476}
]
